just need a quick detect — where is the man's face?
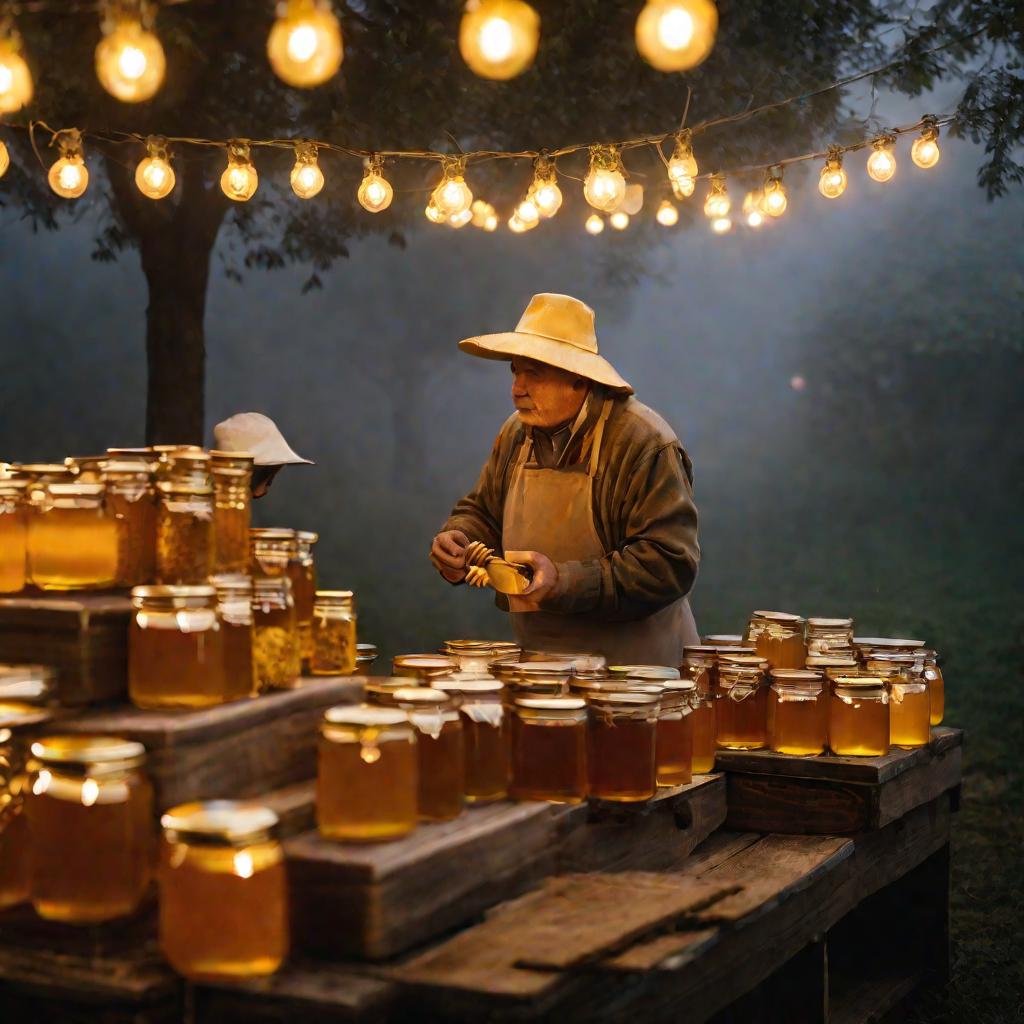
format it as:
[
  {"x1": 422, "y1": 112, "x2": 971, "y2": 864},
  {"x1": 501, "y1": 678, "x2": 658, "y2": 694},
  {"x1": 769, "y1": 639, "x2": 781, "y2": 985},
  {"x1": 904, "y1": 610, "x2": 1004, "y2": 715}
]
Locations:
[{"x1": 510, "y1": 357, "x2": 590, "y2": 428}]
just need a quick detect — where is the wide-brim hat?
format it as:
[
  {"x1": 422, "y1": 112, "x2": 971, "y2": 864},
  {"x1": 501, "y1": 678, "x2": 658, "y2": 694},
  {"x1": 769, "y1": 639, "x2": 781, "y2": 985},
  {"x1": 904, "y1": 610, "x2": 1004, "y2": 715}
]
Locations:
[
  {"x1": 458, "y1": 293, "x2": 633, "y2": 394},
  {"x1": 213, "y1": 412, "x2": 314, "y2": 467}
]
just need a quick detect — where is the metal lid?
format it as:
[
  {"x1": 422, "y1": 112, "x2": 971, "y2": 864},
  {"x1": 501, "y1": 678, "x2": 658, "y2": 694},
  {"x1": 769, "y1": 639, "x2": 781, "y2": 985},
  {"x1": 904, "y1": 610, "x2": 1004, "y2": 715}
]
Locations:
[
  {"x1": 103, "y1": 460, "x2": 153, "y2": 476},
  {"x1": 133, "y1": 584, "x2": 216, "y2": 600},
  {"x1": 392, "y1": 655, "x2": 457, "y2": 679},
  {"x1": 807, "y1": 617, "x2": 853, "y2": 628},
  {"x1": 15, "y1": 463, "x2": 72, "y2": 476},
  {"x1": 832, "y1": 673, "x2": 888, "y2": 688},
  {"x1": 608, "y1": 665, "x2": 681, "y2": 680},
  {"x1": 433, "y1": 679, "x2": 503, "y2": 695},
  {"x1": 853, "y1": 637, "x2": 925, "y2": 649},
  {"x1": 106, "y1": 447, "x2": 154, "y2": 456},
  {"x1": 701, "y1": 634, "x2": 745, "y2": 645},
  {"x1": 751, "y1": 610, "x2": 805, "y2": 623},
  {"x1": 770, "y1": 668, "x2": 823, "y2": 682},
  {"x1": 31, "y1": 734, "x2": 146, "y2": 768},
  {"x1": 356, "y1": 643, "x2": 378, "y2": 659},
  {"x1": 521, "y1": 651, "x2": 606, "y2": 673},
  {"x1": 250, "y1": 527, "x2": 298, "y2": 541},
  {"x1": 393, "y1": 687, "x2": 456, "y2": 709},
  {"x1": 683, "y1": 645, "x2": 720, "y2": 658},
  {"x1": 364, "y1": 678, "x2": 416, "y2": 702},
  {"x1": 444, "y1": 639, "x2": 520, "y2": 655},
  {"x1": 514, "y1": 696, "x2": 586, "y2": 711},
  {"x1": 0, "y1": 702, "x2": 53, "y2": 729},
  {"x1": 806, "y1": 654, "x2": 860, "y2": 667},
  {"x1": 323, "y1": 704, "x2": 410, "y2": 727},
  {"x1": 585, "y1": 689, "x2": 661, "y2": 705},
  {"x1": 46, "y1": 481, "x2": 106, "y2": 497},
  {"x1": 315, "y1": 590, "x2": 354, "y2": 602},
  {"x1": 210, "y1": 573, "x2": 253, "y2": 595},
  {"x1": 718, "y1": 653, "x2": 770, "y2": 667},
  {"x1": 0, "y1": 664, "x2": 55, "y2": 703},
  {"x1": 161, "y1": 800, "x2": 278, "y2": 846},
  {"x1": 295, "y1": 530, "x2": 319, "y2": 544}
]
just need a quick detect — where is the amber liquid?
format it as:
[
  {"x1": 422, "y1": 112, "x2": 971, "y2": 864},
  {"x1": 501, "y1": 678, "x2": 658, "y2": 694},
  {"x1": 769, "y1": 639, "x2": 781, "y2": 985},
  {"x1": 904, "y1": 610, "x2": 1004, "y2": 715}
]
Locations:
[
  {"x1": 288, "y1": 562, "x2": 316, "y2": 665},
  {"x1": 0, "y1": 807, "x2": 31, "y2": 909},
  {"x1": 415, "y1": 719, "x2": 465, "y2": 821},
  {"x1": 109, "y1": 491, "x2": 157, "y2": 587},
  {"x1": 254, "y1": 607, "x2": 300, "y2": 690},
  {"x1": 28, "y1": 773, "x2": 153, "y2": 922},
  {"x1": 587, "y1": 715, "x2": 656, "y2": 802},
  {"x1": 318, "y1": 734, "x2": 418, "y2": 841},
  {"x1": 156, "y1": 501, "x2": 213, "y2": 584},
  {"x1": 829, "y1": 693, "x2": 890, "y2": 756},
  {"x1": 222, "y1": 621, "x2": 256, "y2": 698},
  {"x1": 462, "y1": 715, "x2": 508, "y2": 802},
  {"x1": 311, "y1": 617, "x2": 357, "y2": 675},
  {"x1": 213, "y1": 504, "x2": 251, "y2": 575},
  {"x1": 28, "y1": 509, "x2": 118, "y2": 590},
  {"x1": 753, "y1": 631, "x2": 807, "y2": 670},
  {"x1": 690, "y1": 701, "x2": 717, "y2": 773},
  {"x1": 926, "y1": 667, "x2": 945, "y2": 726},
  {"x1": 0, "y1": 507, "x2": 27, "y2": 593},
  {"x1": 715, "y1": 687, "x2": 769, "y2": 750},
  {"x1": 768, "y1": 691, "x2": 827, "y2": 756},
  {"x1": 657, "y1": 714, "x2": 693, "y2": 787},
  {"x1": 509, "y1": 717, "x2": 587, "y2": 804},
  {"x1": 159, "y1": 839, "x2": 287, "y2": 979},
  {"x1": 889, "y1": 685, "x2": 931, "y2": 749}
]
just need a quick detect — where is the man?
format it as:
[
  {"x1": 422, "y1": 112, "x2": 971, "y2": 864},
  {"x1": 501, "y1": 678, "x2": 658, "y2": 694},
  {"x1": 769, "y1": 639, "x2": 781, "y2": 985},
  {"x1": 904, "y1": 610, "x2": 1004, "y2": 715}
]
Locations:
[
  {"x1": 431, "y1": 293, "x2": 700, "y2": 665},
  {"x1": 213, "y1": 412, "x2": 313, "y2": 498}
]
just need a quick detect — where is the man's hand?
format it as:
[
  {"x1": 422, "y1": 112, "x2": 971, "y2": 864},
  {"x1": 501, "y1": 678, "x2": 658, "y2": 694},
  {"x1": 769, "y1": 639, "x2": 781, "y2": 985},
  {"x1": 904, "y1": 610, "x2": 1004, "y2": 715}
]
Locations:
[
  {"x1": 431, "y1": 530, "x2": 470, "y2": 583},
  {"x1": 505, "y1": 550, "x2": 558, "y2": 611}
]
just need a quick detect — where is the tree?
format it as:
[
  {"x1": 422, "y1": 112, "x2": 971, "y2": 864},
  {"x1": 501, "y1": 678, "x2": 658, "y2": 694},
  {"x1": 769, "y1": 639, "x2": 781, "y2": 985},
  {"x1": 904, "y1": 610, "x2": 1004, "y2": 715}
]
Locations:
[{"x1": 1, "y1": 0, "x2": 1020, "y2": 442}]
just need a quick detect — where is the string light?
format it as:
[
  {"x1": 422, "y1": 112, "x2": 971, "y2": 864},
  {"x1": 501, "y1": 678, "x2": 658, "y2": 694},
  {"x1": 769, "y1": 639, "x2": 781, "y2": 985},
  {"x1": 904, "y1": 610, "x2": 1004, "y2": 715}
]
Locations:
[
  {"x1": 135, "y1": 135, "x2": 174, "y2": 199},
  {"x1": 0, "y1": 22, "x2": 33, "y2": 114},
  {"x1": 459, "y1": 0, "x2": 539, "y2": 81},
  {"x1": 95, "y1": 1, "x2": 166, "y2": 103},
  {"x1": 635, "y1": 0, "x2": 718, "y2": 72},
  {"x1": 703, "y1": 173, "x2": 729, "y2": 218},
  {"x1": 818, "y1": 147, "x2": 847, "y2": 199},
  {"x1": 268, "y1": 0, "x2": 343, "y2": 88},
  {"x1": 432, "y1": 158, "x2": 473, "y2": 218},
  {"x1": 220, "y1": 141, "x2": 258, "y2": 202},
  {"x1": 584, "y1": 146, "x2": 626, "y2": 212},
  {"x1": 711, "y1": 215, "x2": 731, "y2": 234},
  {"x1": 867, "y1": 135, "x2": 896, "y2": 182},
  {"x1": 424, "y1": 200, "x2": 445, "y2": 224},
  {"x1": 609, "y1": 210, "x2": 630, "y2": 230},
  {"x1": 656, "y1": 199, "x2": 678, "y2": 226},
  {"x1": 508, "y1": 211, "x2": 536, "y2": 233},
  {"x1": 759, "y1": 168, "x2": 787, "y2": 217},
  {"x1": 449, "y1": 208, "x2": 473, "y2": 228},
  {"x1": 471, "y1": 199, "x2": 499, "y2": 231},
  {"x1": 530, "y1": 156, "x2": 562, "y2": 218},
  {"x1": 667, "y1": 130, "x2": 697, "y2": 196},
  {"x1": 48, "y1": 130, "x2": 88, "y2": 199},
  {"x1": 742, "y1": 189, "x2": 764, "y2": 227},
  {"x1": 911, "y1": 118, "x2": 941, "y2": 169},
  {"x1": 357, "y1": 155, "x2": 393, "y2": 212},
  {"x1": 0, "y1": 140, "x2": 9, "y2": 179},
  {"x1": 290, "y1": 141, "x2": 324, "y2": 199},
  {"x1": 515, "y1": 193, "x2": 540, "y2": 226},
  {"x1": 585, "y1": 213, "x2": 604, "y2": 235}
]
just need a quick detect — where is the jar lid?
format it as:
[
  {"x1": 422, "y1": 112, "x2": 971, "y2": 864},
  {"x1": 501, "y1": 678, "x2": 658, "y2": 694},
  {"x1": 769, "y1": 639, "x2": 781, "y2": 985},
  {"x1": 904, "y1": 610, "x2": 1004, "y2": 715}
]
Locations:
[
  {"x1": 751, "y1": 610, "x2": 805, "y2": 623},
  {"x1": 392, "y1": 654, "x2": 457, "y2": 678},
  {"x1": 683, "y1": 645, "x2": 720, "y2": 658},
  {"x1": 807, "y1": 617, "x2": 854, "y2": 628},
  {"x1": 46, "y1": 481, "x2": 106, "y2": 497},
  {"x1": 444, "y1": 639, "x2": 520, "y2": 655},
  {"x1": 364, "y1": 678, "x2": 414, "y2": 702},
  {"x1": 15, "y1": 463, "x2": 73, "y2": 476},
  {"x1": 514, "y1": 696, "x2": 586, "y2": 711},
  {"x1": 210, "y1": 450, "x2": 255, "y2": 464},
  {"x1": 68, "y1": 454, "x2": 107, "y2": 471},
  {"x1": 0, "y1": 664, "x2": 55, "y2": 703},
  {"x1": 103, "y1": 460, "x2": 152, "y2": 476},
  {"x1": 152, "y1": 444, "x2": 204, "y2": 453},
  {"x1": 393, "y1": 687, "x2": 456, "y2": 710},
  {"x1": 770, "y1": 669, "x2": 823, "y2": 682},
  {"x1": 571, "y1": 678, "x2": 662, "y2": 695},
  {"x1": 161, "y1": 800, "x2": 278, "y2": 846},
  {"x1": 210, "y1": 573, "x2": 253, "y2": 594},
  {"x1": 253, "y1": 575, "x2": 292, "y2": 593},
  {"x1": 608, "y1": 665, "x2": 681, "y2": 680},
  {"x1": 521, "y1": 650, "x2": 606, "y2": 673},
  {"x1": 315, "y1": 590, "x2": 354, "y2": 602},
  {"x1": 0, "y1": 701, "x2": 53, "y2": 729},
  {"x1": 660, "y1": 679, "x2": 697, "y2": 692},
  {"x1": 853, "y1": 637, "x2": 925, "y2": 649},
  {"x1": 0, "y1": 478, "x2": 28, "y2": 493},
  {"x1": 163, "y1": 449, "x2": 211, "y2": 463},
  {"x1": 323, "y1": 703, "x2": 409, "y2": 727},
  {"x1": 806, "y1": 654, "x2": 860, "y2": 667},
  {"x1": 295, "y1": 530, "x2": 319, "y2": 544},
  {"x1": 31, "y1": 734, "x2": 146, "y2": 769},
  {"x1": 718, "y1": 653, "x2": 770, "y2": 667},
  {"x1": 356, "y1": 643, "x2": 378, "y2": 659},
  {"x1": 701, "y1": 634, "x2": 745, "y2": 645},
  {"x1": 250, "y1": 527, "x2": 297, "y2": 541},
  {"x1": 433, "y1": 678, "x2": 503, "y2": 695},
  {"x1": 132, "y1": 584, "x2": 216, "y2": 606},
  {"x1": 106, "y1": 447, "x2": 154, "y2": 456},
  {"x1": 586, "y1": 689, "x2": 661, "y2": 705},
  {"x1": 833, "y1": 673, "x2": 887, "y2": 687}
]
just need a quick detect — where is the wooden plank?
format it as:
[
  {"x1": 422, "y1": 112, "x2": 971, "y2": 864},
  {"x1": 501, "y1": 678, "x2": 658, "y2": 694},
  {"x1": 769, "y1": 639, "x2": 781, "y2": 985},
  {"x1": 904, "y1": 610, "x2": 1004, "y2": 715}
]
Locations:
[
  {"x1": 875, "y1": 745, "x2": 962, "y2": 828},
  {"x1": 830, "y1": 968, "x2": 923, "y2": 1024},
  {"x1": 262, "y1": 778, "x2": 317, "y2": 839}
]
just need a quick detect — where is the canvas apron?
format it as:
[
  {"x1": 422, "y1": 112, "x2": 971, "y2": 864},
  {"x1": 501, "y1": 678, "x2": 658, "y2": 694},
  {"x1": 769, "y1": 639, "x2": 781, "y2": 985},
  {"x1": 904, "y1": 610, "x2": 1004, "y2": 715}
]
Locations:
[{"x1": 503, "y1": 398, "x2": 699, "y2": 666}]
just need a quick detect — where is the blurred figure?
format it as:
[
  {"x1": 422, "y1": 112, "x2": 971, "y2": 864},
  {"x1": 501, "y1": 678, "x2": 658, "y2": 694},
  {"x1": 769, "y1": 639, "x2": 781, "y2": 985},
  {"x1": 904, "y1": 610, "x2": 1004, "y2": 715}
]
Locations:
[{"x1": 213, "y1": 412, "x2": 313, "y2": 498}]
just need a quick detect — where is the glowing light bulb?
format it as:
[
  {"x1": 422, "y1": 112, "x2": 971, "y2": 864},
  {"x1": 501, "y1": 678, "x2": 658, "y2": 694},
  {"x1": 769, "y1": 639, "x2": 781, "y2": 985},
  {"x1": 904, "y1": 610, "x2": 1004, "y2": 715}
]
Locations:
[
  {"x1": 0, "y1": 140, "x2": 9, "y2": 179},
  {"x1": 671, "y1": 176, "x2": 695, "y2": 199},
  {"x1": 135, "y1": 137, "x2": 175, "y2": 199},
  {"x1": 818, "y1": 156, "x2": 847, "y2": 199},
  {"x1": 530, "y1": 164, "x2": 563, "y2": 219},
  {"x1": 425, "y1": 201, "x2": 445, "y2": 224},
  {"x1": 483, "y1": 212, "x2": 499, "y2": 231},
  {"x1": 911, "y1": 126, "x2": 941, "y2": 169},
  {"x1": 460, "y1": 0, "x2": 539, "y2": 80},
  {"x1": 867, "y1": 140, "x2": 896, "y2": 182},
  {"x1": 656, "y1": 199, "x2": 678, "y2": 226},
  {"x1": 746, "y1": 210, "x2": 763, "y2": 228},
  {"x1": 585, "y1": 213, "x2": 605, "y2": 235},
  {"x1": 584, "y1": 148, "x2": 626, "y2": 212},
  {"x1": 268, "y1": 0, "x2": 343, "y2": 88},
  {"x1": 742, "y1": 189, "x2": 764, "y2": 227},
  {"x1": 760, "y1": 176, "x2": 787, "y2": 217},
  {"x1": 449, "y1": 208, "x2": 473, "y2": 228},
  {"x1": 508, "y1": 213, "x2": 527, "y2": 233},
  {"x1": 357, "y1": 159, "x2": 393, "y2": 212},
  {"x1": 0, "y1": 32, "x2": 32, "y2": 114},
  {"x1": 95, "y1": 17, "x2": 165, "y2": 102},
  {"x1": 711, "y1": 215, "x2": 731, "y2": 234},
  {"x1": 433, "y1": 164, "x2": 473, "y2": 217},
  {"x1": 635, "y1": 0, "x2": 718, "y2": 72},
  {"x1": 516, "y1": 195, "x2": 540, "y2": 225},
  {"x1": 667, "y1": 135, "x2": 698, "y2": 190},
  {"x1": 609, "y1": 210, "x2": 630, "y2": 230},
  {"x1": 220, "y1": 144, "x2": 258, "y2": 202},
  {"x1": 290, "y1": 142, "x2": 324, "y2": 199},
  {"x1": 48, "y1": 133, "x2": 89, "y2": 199},
  {"x1": 703, "y1": 176, "x2": 729, "y2": 218}
]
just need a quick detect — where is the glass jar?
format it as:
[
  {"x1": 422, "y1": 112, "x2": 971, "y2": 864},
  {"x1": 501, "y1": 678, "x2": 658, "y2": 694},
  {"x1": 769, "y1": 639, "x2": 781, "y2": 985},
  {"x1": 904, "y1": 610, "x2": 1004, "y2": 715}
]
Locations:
[
  {"x1": 393, "y1": 688, "x2": 464, "y2": 822},
  {"x1": 921, "y1": 649, "x2": 944, "y2": 726},
  {"x1": 509, "y1": 696, "x2": 588, "y2": 804},
  {"x1": 852, "y1": 637, "x2": 926, "y2": 663},
  {"x1": 868, "y1": 653, "x2": 931, "y2": 749},
  {"x1": 434, "y1": 679, "x2": 507, "y2": 803},
  {"x1": 356, "y1": 643, "x2": 379, "y2": 674},
  {"x1": 156, "y1": 459, "x2": 214, "y2": 585},
  {"x1": 364, "y1": 677, "x2": 416, "y2": 706},
  {"x1": 768, "y1": 669, "x2": 828, "y2": 756},
  {"x1": 317, "y1": 705, "x2": 418, "y2": 842},
  {"x1": 829, "y1": 674, "x2": 890, "y2": 756},
  {"x1": 715, "y1": 658, "x2": 770, "y2": 750},
  {"x1": 805, "y1": 617, "x2": 855, "y2": 656},
  {"x1": 744, "y1": 610, "x2": 807, "y2": 670},
  {"x1": 806, "y1": 654, "x2": 861, "y2": 680},
  {"x1": 521, "y1": 650, "x2": 607, "y2": 676},
  {"x1": 311, "y1": 590, "x2": 357, "y2": 676},
  {"x1": 26, "y1": 735, "x2": 153, "y2": 922},
  {"x1": 607, "y1": 665, "x2": 681, "y2": 682},
  {"x1": 492, "y1": 660, "x2": 574, "y2": 706},
  {"x1": 27, "y1": 481, "x2": 118, "y2": 590},
  {"x1": 210, "y1": 452, "x2": 254, "y2": 576},
  {"x1": 103, "y1": 458, "x2": 158, "y2": 587},
  {"x1": 252, "y1": 577, "x2": 300, "y2": 690},
  {"x1": 655, "y1": 680, "x2": 696, "y2": 787},
  {"x1": 159, "y1": 800, "x2": 288, "y2": 979},
  {"x1": 0, "y1": 479, "x2": 28, "y2": 593},
  {"x1": 681, "y1": 656, "x2": 716, "y2": 774},
  {"x1": 290, "y1": 531, "x2": 318, "y2": 669},
  {"x1": 585, "y1": 690, "x2": 660, "y2": 802},
  {"x1": 212, "y1": 574, "x2": 256, "y2": 699},
  {"x1": 392, "y1": 654, "x2": 458, "y2": 684},
  {"x1": 702, "y1": 634, "x2": 746, "y2": 646},
  {"x1": 249, "y1": 528, "x2": 297, "y2": 579},
  {"x1": 442, "y1": 640, "x2": 521, "y2": 680}
]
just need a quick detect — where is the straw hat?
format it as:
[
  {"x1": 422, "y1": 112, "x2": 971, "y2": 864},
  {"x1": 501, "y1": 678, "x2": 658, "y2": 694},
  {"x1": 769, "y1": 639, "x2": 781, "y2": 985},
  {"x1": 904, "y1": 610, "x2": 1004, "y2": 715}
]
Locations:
[
  {"x1": 213, "y1": 412, "x2": 313, "y2": 466},
  {"x1": 459, "y1": 293, "x2": 633, "y2": 394}
]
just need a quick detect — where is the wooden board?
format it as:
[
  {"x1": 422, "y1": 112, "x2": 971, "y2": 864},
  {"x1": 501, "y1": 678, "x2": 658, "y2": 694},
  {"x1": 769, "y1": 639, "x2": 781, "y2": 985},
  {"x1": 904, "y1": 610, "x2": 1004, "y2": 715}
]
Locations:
[{"x1": 0, "y1": 593, "x2": 132, "y2": 706}]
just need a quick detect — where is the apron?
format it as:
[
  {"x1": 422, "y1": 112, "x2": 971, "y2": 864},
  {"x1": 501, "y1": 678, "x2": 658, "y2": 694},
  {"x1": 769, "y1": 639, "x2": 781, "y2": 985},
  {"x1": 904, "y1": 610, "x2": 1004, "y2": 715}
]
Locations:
[{"x1": 502, "y1": 398, "x2": 699, "y2": 666}]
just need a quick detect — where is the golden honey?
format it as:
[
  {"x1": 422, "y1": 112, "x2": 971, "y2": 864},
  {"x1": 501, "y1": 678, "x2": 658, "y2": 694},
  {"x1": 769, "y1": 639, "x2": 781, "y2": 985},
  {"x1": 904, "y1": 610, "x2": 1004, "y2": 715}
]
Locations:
[
  {"x1": 317, "y1": 706, "x2": 418, "y2": 841},
  {"x1": 689, "y1": 697, "x2": 717, "y2": 773},
  {"x1": 889, "y1": 682, "x2": 931, "y2": 748},
  {"x1": 210, "y1": 452, "x2": 254, "y2": 576},
  {"x1": 655, "y1": 681, "x2": 696, "y2": 786},
  {"x1": 805, "y1": 617, "x2": 855, "y2": 656},
  {"x1": 922, "y1": 650, "x2": 945, "y2": 725},
  {"x1": 356, "y1": 643, "x2": 379, "y2": 675},
  {"x1": 104, "y1": 459, "x2": 157, "y2": 587},
  {"x1": 253, "y1": 577, "x2": 300, "y2": 690},
  {"x1": 249, "y1": 527, "x2": 297, "y2": 578},
  {"x1": 586, "y1": 692, "x2": 659, "y2": 801},
  {"x1": 510, "y1": 697, "x2": 587, "y2": 804},
  {"x1": 290, "y1": 531, "x2": 318, "y2": 668},
  {"x1": 829, "y1": 676, "x2": 890, "y2": 756},
  {"x1": 715, "y1": 659, "x2": 770, "y2": 750},
  {"x1": 745, "y1": 610, "x2": 807, "y2": 670},
  {"x1": 436, "y1": 679, "x2": 507, "y2": 802},
  {"x1": 156, "y1": 488, "x2": 213, "y2": 584},
  {"x1": 311, "y1": 590, "x2": 357, "y2": 676},
  {"x1": 768, "y1": 669, "x2": 827, "y2": 756},
  {"x1": 0, "y1": 480, "x2": 28, "y2": 593},
  {"x1": 213, "y1": 575, "x2": 256, "y2": 698},
  {"x1": 395, "y1": 688, "x2": 464, "y2": 822},
  {"x1": 27, "y1": 736, "x2": 153, "y2": 923},
  {"x1": 159, "y1": 801, "x2": 287, "y2": 979}
]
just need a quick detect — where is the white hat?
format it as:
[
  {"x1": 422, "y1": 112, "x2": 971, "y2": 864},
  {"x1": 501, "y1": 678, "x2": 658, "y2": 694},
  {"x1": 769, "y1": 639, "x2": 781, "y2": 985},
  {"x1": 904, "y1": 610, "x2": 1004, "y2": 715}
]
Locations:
[{"x1": 213, "y1": 413, "x2": 313, "y2": 467}]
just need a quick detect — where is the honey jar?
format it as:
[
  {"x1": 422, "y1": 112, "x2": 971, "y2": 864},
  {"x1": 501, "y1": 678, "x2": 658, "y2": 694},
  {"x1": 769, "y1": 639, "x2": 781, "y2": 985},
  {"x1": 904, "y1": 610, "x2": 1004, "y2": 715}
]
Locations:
[
  {"x1": 317, "y1": 705, "x2": 418, "y2": 841},
  {"x1": 364, "y1": 677, "x2": 417, "y2": 706},
  {"x1": 681, "y1": 651, "x2": 716, "y2": 773},
  {"x1": 492, "y1": 660, "x2": 574, "y2": 705},
  {"x1": 607, "y1": 665, "x2": 681, "y2": 682},
  {"x1": 394, "y1": 688, "x2": 464, "y2": 822},
  {"x1": 829, "y1": 674, "x2": 890, "y2": 756},
  {"x1": 852, "y1": 637, "x2": 925, "y2": 662},
  {"x1": 510, "y1": 696, "x2": 588, "y2": 803},
  {"x1": 715, "y1": 658, "x2": 770, "y2": 750},
  {"x1": 435, "y1": 679, "x2": 508, "y2": 802},
  {"x1": 0, "y1": 479, "x2": 28, "y2": 593},
  {"x1": 868, "y1": 653, "x2": 930, "y2": 749},
  {"x1": 520, "y1": 650, "x2": 607, "y2": 677},
  {"x1": 212, "y1": 574, "x2": 256, "y2": 699},
  {"x1": 290, "y1": 531, "x2": 318, "y2": 668},
  {"x1": 210, "y1": 452, "x2": 254, "y2": 576},
  {"x1": 442, "y1": 640, "x2": 521, "y2": 680},
  {"x1": 27, "y1": 481, "x2": 118, "y2": 590},
  {"x1": 253, "y1": 577, "x2": 300, "y2": 690},
  {"x1": 249, "y1": 528, "x2": 297, "y2": 578},
  {"x1": 102, "y1": 458, "x2": 158, "y2": 587},
  {"x1": 744, "y1": 611, "x2": 807, "y2": 669},
  {"x1": 586, "y1": 690, "x2": 659, "y2": 802},
  {"x1": 656, "y1": 680, "x2": 696, "y2": 786},
  {"x1": 806, "y1": 653, "x2": 861, "y2": 680},
  {"x1": 26, "y1": 735, "x2": 153, "y2": 923},
  {"x1": 155, "y1": 453, "x2": 214, "y2": 585},
  {"x1": 392, "y1": 654, "x2": 458, "y2": 683},
  {"x1": 159, "y1": 800, "x2": 288, "y2": 979},
  {"x1": 311, "y1": 590, "x2": 357, "y2": 676},
  {"x1": 805, "y1": 617, "x2": 855, "y2": 656},
  {"x1": 921, "y1": 649, "x2": 944, "y2": 726},
  {"x1": 768, "y1": 669, "x2": 828, "y2": 756},
  {"x1": 356, "y1": 643, "x2": 379, "y2": 674}
]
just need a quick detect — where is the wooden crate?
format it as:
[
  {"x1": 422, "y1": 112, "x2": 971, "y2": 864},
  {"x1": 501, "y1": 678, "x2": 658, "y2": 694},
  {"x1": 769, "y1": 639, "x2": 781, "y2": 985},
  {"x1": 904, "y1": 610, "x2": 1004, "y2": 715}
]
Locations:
[
  {"x1": 0, "y1": 593, "x2": 132, "y2": 706},
  {"x1": 715, "y1": 726, "x2": 963, "y2": 834}
]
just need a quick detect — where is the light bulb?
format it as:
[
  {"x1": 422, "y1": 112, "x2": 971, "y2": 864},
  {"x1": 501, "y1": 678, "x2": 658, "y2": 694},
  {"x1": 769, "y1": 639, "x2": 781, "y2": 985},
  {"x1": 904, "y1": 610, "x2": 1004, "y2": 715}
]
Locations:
[
  {"x1": 0, "y1": 33, "x2": 33, "y2": 114},
  {"x1": 425, "y1": 201, "x2": 445, "y2": 224},
  {"x1": 760, "y1": 177, "x2": 787, "y2": 218},
  {"x1": 291, "y1": 162, "x2": 324, "y2": 199},
  {"x1": 433, "y1": 166, "x2": 473, "y2": 217},
  {"x1": 742, "y1": 189, "x2": 764, "y2": 227},
  {"x1": 533, "y1": 178, "x2": 562, "y2": 218},
  {"x1": 95, "y1": 17, "x2": 165, "y2": 102},
  {"x1": 49, "y1": 155, "x2": 89, "y2": 199},
  {"x1": 508, "y1": 213, "x2": 528, "y2": 233},
  {"x1": 911, "y1": 127, "x2": 940, "y2": 169},
  {"x1": 636, "y1": 0, "x2": 718, "y2": 72},
  {"x1": 667, "y1": 135, "x2": 698, "y2": 189},
  {"x1": 584, "y1": 148, "x2": 626, "y2": 212},
  {"x1": 818, "y1": 157, "x2": 847, "y2": 199},
  {"x1": 516, "y1": 195, "x2": 540, "y2": 225},
  {"x1": 449, "y1": 208, "x2": 473, "y2": 228},
  {"x1": 746, "y1": 210, "x2": 763, "y2": 228},
  {"x1": 459, "y1": 0, "x2": 539, "y2": 80},
  {"x1": 703, "y1": 176, "x2": 729, "y2": 218},
  {"x1": 0, "y1": 140, "x2": 9, "y2": 179},
  {"x1": 671, "y1": 175, "x2": 695, "y2": 199},
  {"x1": 656, "y1": 199, "x2": 678, "y2": 226},
  {"x1": 585, "y1": 213, "x2": 605, "y2": 235},
  {"x1": 220, "y1": 144, "x2": 258, "y2": 202},
  {"x1": 135, "y1": 138, "x2": 175, "y2": 199},
  {"x1": 483, "y1": 212, "x2": 499, "y2": 231},
  {"x1": 711, "y1": 215, "x2": 731, "y2": 234},
  {"x1": 268, "y1": 0, "x2": 343, "y2": 88},
  {"x1": 609, "y1": 210, "x2": 630, "y2": 230},
  {"x1": 867, "y1": 141, "x2": 896, "y2": 182},
  {"x1": 357, "y1": 161, "x2": 393, "y2": 212}
]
